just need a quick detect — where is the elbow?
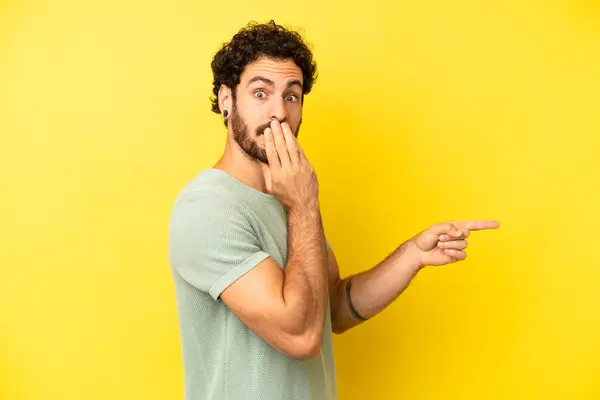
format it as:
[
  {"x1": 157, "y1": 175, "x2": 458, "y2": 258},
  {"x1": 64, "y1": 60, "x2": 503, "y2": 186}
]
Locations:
[
  {"x1": 332, "y1": 324, "x2": 348, "y2": 335},
  {"x1": 293, "y1": 341, "x2": 321, "y2": 361},
  {"x1": 286, "y1": 332, "x2": 322, "y2": 360},
  {"x1": 330, "y1": 310, "x2": 349, "y2": 335}
]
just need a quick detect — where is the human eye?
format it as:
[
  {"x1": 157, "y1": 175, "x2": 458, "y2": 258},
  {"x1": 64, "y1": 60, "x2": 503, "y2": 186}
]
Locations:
[
  {"x1": 254, "y1": 90, "x2": 267, "y2": 99},
  {"x1": 285, "y1": 94, "x2": 299, "y2": 102}
]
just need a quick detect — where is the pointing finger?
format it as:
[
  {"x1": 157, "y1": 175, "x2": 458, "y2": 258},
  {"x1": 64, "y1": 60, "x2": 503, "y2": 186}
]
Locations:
[
  {"x1": 452, "y1": 220, "x2": 500, "y2": 231},
  {"x1": 439, "y1": 220, "x2": 499, "y2": 241}
]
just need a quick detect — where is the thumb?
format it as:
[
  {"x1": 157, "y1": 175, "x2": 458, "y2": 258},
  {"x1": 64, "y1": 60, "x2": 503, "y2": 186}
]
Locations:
[
  {"x1": 260, "y1": 164, "x2": 273, "y2": 194},
  {"x1": 415, "y1": 222, "x2": 460, "y2": 250},
  {"x1": 428, "y1": 222, "x2": 462, "y2": 237}
]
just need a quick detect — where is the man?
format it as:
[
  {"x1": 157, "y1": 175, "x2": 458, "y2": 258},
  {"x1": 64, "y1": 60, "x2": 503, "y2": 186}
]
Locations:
[{"x1": 168, "y1": 20, "x2": 499, "y2": 400}]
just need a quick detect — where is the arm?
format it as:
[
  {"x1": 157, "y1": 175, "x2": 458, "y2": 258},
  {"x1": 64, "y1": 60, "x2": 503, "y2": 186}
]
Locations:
[
  {"x1": 328, "y1": 241, "x2": 422, "y2": 334},
  {"x1": 221, "y1": 203, "x2": 328, "y2": 360},
  {"x1": 221, "y1": 120, "x2": 329, "y2": 360},
  {"x1": 329, "y1": 220, "x2": 501, "y2": 334}
]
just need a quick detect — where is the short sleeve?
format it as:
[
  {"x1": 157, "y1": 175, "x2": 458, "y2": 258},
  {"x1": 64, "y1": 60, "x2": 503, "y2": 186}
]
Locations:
[{"x1": 169, "y1": 192, "x2": 270, "y2": 300}]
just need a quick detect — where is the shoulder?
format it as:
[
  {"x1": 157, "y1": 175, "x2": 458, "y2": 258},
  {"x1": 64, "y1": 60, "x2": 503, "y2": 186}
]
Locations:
[
  {"x1": 171, "y1": 170, "x2": 248, "y2": 216},
  {"x1": 171, "y1": 189, "x2": 251, "y2": 228}
]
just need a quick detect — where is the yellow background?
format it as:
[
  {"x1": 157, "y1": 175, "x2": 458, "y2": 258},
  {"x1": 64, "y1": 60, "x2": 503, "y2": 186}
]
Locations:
[{"x1": 1, "y1": 0, "x2": 599, "y2": 399}]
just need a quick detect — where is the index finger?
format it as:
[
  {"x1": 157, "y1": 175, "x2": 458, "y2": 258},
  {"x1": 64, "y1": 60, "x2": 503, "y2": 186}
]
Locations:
[
  {"x1": 451, "y1": 220, "x2": 500, "y2": 231},
  {"x1": 264, "y1": 128, "x2": 281, "y2": 170}
]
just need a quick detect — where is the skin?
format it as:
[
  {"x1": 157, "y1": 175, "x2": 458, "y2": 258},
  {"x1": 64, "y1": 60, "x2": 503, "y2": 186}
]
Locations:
[{"x1": 213, "y1": 56, "x2": 500, "y2": 359}]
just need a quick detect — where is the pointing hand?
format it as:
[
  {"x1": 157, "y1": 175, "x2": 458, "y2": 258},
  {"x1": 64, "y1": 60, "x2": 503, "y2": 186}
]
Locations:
[{"x1": 410, "y1": 220, "x2": 500, "y2": 267}]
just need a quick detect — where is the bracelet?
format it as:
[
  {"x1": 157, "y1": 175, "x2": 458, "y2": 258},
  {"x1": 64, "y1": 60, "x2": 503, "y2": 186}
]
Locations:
[{"x1": 345, "y1": 279, "x2": 368, "y2": 321}]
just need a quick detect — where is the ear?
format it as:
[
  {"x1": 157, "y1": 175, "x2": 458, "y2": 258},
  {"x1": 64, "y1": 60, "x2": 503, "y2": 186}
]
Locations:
[{"x1": 218, "y1": 84, "x2": 232, "y2": 115}]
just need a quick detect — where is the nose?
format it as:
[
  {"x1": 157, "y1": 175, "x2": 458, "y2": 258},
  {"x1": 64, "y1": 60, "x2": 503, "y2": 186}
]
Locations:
[{"x1": 269, "y1": 97, "x2": 288, "y2": 123}]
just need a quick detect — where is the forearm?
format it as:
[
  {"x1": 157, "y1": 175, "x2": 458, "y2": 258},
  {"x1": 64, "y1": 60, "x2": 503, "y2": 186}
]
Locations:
[
  {"x1": 281, "y1": 204, "x2": 329, "y2": 341},
  {"x1": 331, "y1": 240, "x2": 423, "y2": 333}
]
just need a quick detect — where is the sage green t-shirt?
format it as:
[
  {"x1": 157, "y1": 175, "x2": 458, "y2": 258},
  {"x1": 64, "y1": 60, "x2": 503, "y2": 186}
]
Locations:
[{"x1": 168, "y1": 168, "x2": 337, "y2": 400}]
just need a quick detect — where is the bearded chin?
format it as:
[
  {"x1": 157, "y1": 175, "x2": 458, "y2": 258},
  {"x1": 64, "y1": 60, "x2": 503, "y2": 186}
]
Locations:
[{"x1": 230, "y1": 106, "x2": 269, "y2": 164}]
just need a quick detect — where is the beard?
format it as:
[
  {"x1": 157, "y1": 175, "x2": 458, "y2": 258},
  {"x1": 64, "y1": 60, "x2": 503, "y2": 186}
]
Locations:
[{"x1": 230, "y1": 102, "x2": 301, "y2": 165}]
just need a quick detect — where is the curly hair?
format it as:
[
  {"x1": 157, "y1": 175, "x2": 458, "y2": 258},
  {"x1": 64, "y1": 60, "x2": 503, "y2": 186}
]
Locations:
[{"x1": 210, "y1": 20, "x2": 318, "y2": 115}]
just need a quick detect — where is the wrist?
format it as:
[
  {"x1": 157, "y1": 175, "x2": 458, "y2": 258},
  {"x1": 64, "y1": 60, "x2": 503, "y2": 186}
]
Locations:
[
  {"x1": 288, "y1": 200, "x2": 320, "y2": 216},
  {"x1": 398, "y1": 240, "x2": 425, "y2": 273}
]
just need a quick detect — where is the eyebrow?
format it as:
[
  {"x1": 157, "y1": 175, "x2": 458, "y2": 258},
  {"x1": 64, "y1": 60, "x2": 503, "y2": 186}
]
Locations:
[
  {"x1": 286, "y1": 79, "x2": 303, "y2": 90},
  {"x1": 247, "y1": 76, "x2": 303, "y2": 90}
]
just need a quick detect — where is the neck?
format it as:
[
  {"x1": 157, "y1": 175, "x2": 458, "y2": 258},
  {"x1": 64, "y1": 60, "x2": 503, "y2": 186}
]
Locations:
[{"x1": 213, "y1": 133, "x2": 268, "y2": 194}]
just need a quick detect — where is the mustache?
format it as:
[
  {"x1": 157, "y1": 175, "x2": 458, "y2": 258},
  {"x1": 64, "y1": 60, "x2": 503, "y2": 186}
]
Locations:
[
  {"x1": 255, "y1": 121, "x2": 301, "y2": 136},
  {"x1": 255, "y1": 121, "x2": 273, "y2": 136}
]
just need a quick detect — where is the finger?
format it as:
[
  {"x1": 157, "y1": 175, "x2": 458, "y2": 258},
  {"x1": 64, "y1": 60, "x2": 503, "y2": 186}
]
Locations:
[
  {"x1": 263, "y1": 128, "x2": 281, "y2": 170},
  {"x1": 437, "y1": 240, "x2": 468, "y2": 250},
  {"x1": 440, "y1": 230, "x2": 470, "y2": 241},
  {"x1": 294, "y1": 134, "x2": 309, "y2": 163},
  {"x1": 271, "y1": 120, "x2": 291, "y2": 168},
  {"x1": 260, "y1": 163, "x2": 273, "y2": 194},
  {"x1": 444, "y1": 249, "x2": 467, "y2": 261},
  {"x1": 428, "y1": 223, "x2": 463, "y2": 238},
  {"x1": 451, "y1": 220, "x2": 500, "y2": 231},
  {"x1": 281, "y1": 122, "x2": 300, "y2": 165}
]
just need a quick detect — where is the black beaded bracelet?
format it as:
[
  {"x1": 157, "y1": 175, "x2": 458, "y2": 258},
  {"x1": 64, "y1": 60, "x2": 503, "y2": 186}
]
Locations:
[{"x1": 345, "y1": 279, "x2": 368, "y2": 321}]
